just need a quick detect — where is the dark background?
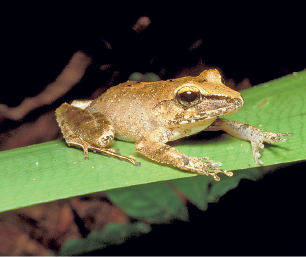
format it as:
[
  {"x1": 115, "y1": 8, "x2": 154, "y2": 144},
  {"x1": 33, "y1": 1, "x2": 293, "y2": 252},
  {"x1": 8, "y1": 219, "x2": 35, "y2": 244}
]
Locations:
[
  {"x1": 2, "y1": 3, "x2": 306, "y2": 106},
  {"x1": 97, "y1": 161, "x2": 306, "y2": 256},
  {"x1": 1, "y1": 3, "x2": 306, "y2": 255}
]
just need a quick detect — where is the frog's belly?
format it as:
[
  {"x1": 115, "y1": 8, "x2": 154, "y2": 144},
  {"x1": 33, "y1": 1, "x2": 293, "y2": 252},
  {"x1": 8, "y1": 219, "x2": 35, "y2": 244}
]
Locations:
[{"x1": 114, "y1": 117, "x2": 217, "y2": 143}]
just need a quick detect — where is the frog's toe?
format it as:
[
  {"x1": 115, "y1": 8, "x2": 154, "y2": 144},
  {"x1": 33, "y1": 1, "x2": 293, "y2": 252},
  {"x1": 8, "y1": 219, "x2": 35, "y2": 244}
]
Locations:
[
  {"x1": 272, "y1": 133, "x2": 293, "y2": 143},
  {"x1": 211, "y1": 173, "x2": 220, "y2": 181},
  {"x1": 186, "y1": 157, "x2": 232, "y2": 180},
  {"x1": 251, "y1": 132, "x2": 293, "y2": 165},
  {"x1": 212, "y1": 168, "x2": 233, "y2": 178},
  {"x1": 259, "y1": 132, "x2": 293, "y2": 144},
  {"x1": 199, "y1": 163, "x2": 233, "y2": 181},
  {"x1": 250, "y1": 140, "x2": 265, "y2": 165},
  {"x1": 198, "y1": 157, "x2": 222, "y2": 167},
  {"x1": 211, "y1": 161, "x2": 222, "y2": 167},
  {"x1": 203, "y1": 168, "x2": 233, "y2": 181},
  {"x1": 83, "y1": 147, "x2": 89, "y2": 160}
]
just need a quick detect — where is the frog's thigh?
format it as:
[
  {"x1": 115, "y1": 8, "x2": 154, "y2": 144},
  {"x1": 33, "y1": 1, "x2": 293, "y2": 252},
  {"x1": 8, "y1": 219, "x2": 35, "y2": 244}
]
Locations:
[
  {"x1": 57, "y1": 103, "x2": 115, "y2": 148},
  {"x1": 59, "y1": 121, "x2": 92, "y2": 156}
]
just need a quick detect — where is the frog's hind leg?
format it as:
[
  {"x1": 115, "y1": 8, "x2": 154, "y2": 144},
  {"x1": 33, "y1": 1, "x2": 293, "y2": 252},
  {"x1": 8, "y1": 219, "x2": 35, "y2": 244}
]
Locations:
[
  {"x1": 56, "y1": 103, "x2": 140, "y2": 166},
  {"x1": 62, "y1": 128, "x2": 91, "y2": 159},
  {"x1": 61, "y1": 126, "x2": 139, "y2": 165},
  {"x1": 88, "y1": 145, "x2": 141, "y2": 166}
]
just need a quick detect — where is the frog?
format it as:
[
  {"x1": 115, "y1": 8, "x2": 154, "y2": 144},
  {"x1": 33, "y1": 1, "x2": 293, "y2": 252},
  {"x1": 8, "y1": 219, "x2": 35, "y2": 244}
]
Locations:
[{"x1": 55, "y1": 69, "x2": 293, "y2": 181}]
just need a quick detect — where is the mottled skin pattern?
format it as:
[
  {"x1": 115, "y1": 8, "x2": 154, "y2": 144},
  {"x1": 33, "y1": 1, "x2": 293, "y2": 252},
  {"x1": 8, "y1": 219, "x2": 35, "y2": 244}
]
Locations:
[{"x1": 56, "y1": 69, "x2": 292, "y2": 181}]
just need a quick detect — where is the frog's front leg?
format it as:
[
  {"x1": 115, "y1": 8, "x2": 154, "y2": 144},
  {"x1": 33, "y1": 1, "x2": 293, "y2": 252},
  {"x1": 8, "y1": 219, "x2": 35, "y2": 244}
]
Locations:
[
  {"x1": 135, "y1": 128, "x2": 233, "y2": 181},
  {"x1": 206, "y1": 118, "x2": 293, "y2": 165},
  {"x1": 56, "y1": 103, "x2": 140, "y2": 165}
]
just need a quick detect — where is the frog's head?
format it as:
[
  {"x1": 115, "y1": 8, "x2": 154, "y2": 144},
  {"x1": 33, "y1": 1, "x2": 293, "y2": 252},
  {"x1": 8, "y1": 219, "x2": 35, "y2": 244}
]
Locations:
[
  {"x1": 153, "y1": 69, "x2": 244, "y2": 128},
  {"x1": 174, "y1": 69, "x2": 243, "y2": 120}
]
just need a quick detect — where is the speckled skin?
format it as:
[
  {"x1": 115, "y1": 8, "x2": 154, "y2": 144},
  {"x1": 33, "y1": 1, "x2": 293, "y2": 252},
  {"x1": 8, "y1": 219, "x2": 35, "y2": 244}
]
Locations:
[
  {"x1": 56, "y1": 69, "x2": 292, "y2": 181},
  {"x1": 86, "y1": 69, "x2": 243, "y2": 142}
]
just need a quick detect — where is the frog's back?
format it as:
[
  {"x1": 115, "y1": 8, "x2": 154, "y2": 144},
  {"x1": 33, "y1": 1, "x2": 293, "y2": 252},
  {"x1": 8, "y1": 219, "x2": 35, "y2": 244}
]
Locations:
[{"x1": 86, "y1": 81, "x2": 175, "y2": 142}]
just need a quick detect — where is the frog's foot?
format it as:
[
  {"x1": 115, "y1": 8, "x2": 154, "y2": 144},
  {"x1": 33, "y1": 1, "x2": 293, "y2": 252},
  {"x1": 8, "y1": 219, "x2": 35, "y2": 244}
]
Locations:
[
  {"x1": 207, "y1": 119, "x2": 293, "y2": 166},
  {"x1": 88, "y1": 146, "x2": 141, "y2": 166},
  {"x1": 183, "y1": 156, "x2": 233, "y2": 181},
  {"x1": 135, "y1": 135, "x2": 233, "y2": 181},
  {"x1": 250, "y1": 132, "x2": 293, "y2": 165},
  {"x1": 67, "y1": 139, "x2": 140, "y2": 166}
]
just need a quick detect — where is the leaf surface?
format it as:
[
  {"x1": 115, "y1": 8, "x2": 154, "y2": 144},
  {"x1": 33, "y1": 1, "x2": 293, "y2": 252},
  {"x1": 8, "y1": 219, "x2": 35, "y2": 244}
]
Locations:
[
  {"x1": 107, "y1": 182, "x2": 189, "y2": 222},
  {"x1": 59, "y1": 222, "x2": 151, "y2": 256}
]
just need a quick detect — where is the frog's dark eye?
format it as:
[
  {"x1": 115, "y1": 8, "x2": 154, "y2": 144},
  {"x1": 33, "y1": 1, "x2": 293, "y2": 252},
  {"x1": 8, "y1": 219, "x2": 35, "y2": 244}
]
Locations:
[
  {"x1": 180, "y1": 91, "x2": 198, "y2": 102},
  {"x1": 175, "y1": 86, "x2": 202, "y2": 108}
]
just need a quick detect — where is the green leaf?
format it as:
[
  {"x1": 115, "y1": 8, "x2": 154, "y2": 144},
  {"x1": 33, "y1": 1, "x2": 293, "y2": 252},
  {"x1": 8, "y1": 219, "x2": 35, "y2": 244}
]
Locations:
[
  {"x1": 58, "y1": 222, "x2": 151, "y2": 256},
  {"x1": 168, "y1": 167, "x2": 263, "y2": 210},
  {"x1": 107, "y1": 182, "x2": 188, "y2": 223},
  {"x1": 0, "y1": 71, "x2": 305, "y2": 212},
  {"x1": 169, "y1": 175, "x2": 210, "y2": 211}
]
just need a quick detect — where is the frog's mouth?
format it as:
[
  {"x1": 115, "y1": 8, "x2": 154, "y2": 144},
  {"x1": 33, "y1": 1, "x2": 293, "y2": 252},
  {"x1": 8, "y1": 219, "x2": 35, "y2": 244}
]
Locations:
[{"x1": 175, "y1": 97, "x2": 243, "y2": 125}]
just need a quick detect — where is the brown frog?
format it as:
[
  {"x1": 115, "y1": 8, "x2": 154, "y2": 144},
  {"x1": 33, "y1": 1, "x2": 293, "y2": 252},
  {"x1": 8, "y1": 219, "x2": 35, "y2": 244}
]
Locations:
[{"x1": 56, "y1": 69, "x2": 292, "y2": 181}]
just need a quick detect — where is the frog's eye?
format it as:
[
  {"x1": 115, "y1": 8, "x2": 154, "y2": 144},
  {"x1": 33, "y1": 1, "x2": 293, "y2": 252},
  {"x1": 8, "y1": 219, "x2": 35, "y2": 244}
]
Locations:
[{"x1": 175, "y1": 86, "x2": 202, "y2": 108}]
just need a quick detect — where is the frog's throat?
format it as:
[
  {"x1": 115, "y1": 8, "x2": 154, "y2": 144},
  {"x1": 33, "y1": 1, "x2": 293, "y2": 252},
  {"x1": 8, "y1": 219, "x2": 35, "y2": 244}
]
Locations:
[{"x1": 169, "y1": 118, "x2": 217, "y2": 141}]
